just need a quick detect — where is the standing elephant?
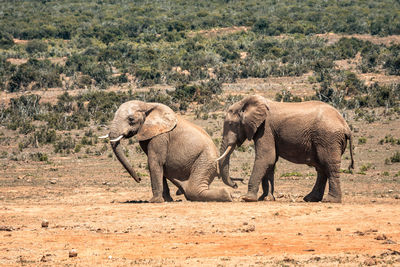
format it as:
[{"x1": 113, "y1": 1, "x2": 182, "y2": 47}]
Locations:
[
  {"x1": 101, "y1": 100, "x2": 232, "y2": 203},
  {"x1": 217, "y1": 95, "x2": 354, "y2": 203}
]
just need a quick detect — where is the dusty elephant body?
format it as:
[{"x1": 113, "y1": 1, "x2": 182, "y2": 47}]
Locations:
[
  {"x1": 218, "y1": 95, "x2": 354, "y2": 203},
  {"x1": 105, "y1": 100, "x2": 232, "y2": 203}
]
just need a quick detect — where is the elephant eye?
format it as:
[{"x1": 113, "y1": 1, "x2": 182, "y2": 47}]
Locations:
[{"x1": 128, "y1": 116, "x2": 135, "y2": 123}]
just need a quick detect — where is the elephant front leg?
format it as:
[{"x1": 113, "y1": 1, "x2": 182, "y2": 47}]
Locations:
[
  {"x1": 148, "y1": 159, "x2": 165, "y2": 203},
  {"x1": 162, "y1": 177, "x2": 174, "y2": 202},
  {"x1": 243, "y1": 159, "x2": 274, "y2": 202}
]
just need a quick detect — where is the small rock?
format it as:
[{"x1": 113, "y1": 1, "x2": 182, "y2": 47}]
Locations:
[
  {"x1": 364, "y1": 257, "x2": 377, "y2": 266},
  {"x1": 40, "y1": 255, "x2": 47, "y2": 262},
  {"x1": 371, "y1": 199, "x2": 376, "y2": 203},
  {"x1": 41, "y1": 220, "x2": 49, "y2": 228},
  {"x1": 242, "y1": 224, "x2": 255, "y2": 232},
  {"x1": 108, "y1": 255, "x2": 112, "y2": 260},
  {"x1": 69, "y1": 249, "x2": 78, "y2": 258},
  {"x1": 49, "y1": 179, "x2": 57, "y2": 184},
  {"x1": 243, "y1": 222, "x2": 248, "y2": 226},
  {"x1": 355, "y1": 230, "x2": 365, "y2": 236},
  {"x1": 375, "y1": 234, "x2": 387, "y2": 240},
  {"x1": 0, "y1": 226, "x2": 13, "y2": 231},
  {"x1": 336, "y1": 227, "x2": 341, "y2": 231},
  {"x1": 297, "y1": 232, "x2": 303, "y2": 236},
  {"x1": 383, "y1": 239, "x2": 397, "y2": 244},
  {"x1": 388, "y1": 190, "x2": 393, "y2": 193}
]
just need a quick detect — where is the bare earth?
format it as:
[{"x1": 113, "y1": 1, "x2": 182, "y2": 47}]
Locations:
[{"x1": 1, "y1": 108, "x2": 400, "y2": 266}]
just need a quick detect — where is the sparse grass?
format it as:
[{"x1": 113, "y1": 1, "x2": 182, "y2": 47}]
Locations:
[
  {"x1": 379, "y1": 135, "x2": 400, "y2": 145},
  {"x1": 341, "y1": 169, "x2": 353, "y2": 174},
  {"x1": 281, "y1": 172, "x2": 303, "y2": 177},
  {"x1": 358, "y1": 137, "x2": 367, "y2": 144},
  {"x1": 359, "y1": 163, "x2": 373, "y2": 172}
]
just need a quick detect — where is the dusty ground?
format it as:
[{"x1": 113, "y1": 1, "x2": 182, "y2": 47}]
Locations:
[
  {"x1": 1, "y1": 105, "x2": 400, "y2": 266},
  {"x1": 1, "y1": 33, "x2": 400, "y2": 266}
]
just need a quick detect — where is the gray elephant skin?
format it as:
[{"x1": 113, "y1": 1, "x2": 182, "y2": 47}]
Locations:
[
  {"x1": 105, "y1": 100, "x2": 232, "y2": 203},
  {"x1": 218, "y1": 95, "x2": 354, "y2": 203}
]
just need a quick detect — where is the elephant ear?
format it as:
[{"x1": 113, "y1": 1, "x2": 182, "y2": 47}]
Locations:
[
  {"x1": 136, "y1": 103, "x2": 177, "y2": 141},
  {"x1": 240, "y1": 95, "x2": 269, "y2": 140}
]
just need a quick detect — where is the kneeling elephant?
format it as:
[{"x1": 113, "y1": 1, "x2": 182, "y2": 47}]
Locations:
[{"x1": 101, "y1": 100, "x2": 232, "y2": 203}]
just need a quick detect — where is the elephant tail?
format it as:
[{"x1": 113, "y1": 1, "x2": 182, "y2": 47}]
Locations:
[{"x1": 347, "y1": 133, "x2": 355, "y2": 171}]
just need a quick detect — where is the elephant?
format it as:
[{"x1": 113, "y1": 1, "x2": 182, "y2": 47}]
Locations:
[
  {"x1": 100, "y1": 100, "x2": 232, "y2": 203},
  {"x1": 217, "y1": 95, "x2": 354, "y2": 203}
]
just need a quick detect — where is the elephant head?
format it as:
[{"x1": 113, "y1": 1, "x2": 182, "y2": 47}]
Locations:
[
  {"x1": 106, "y1": 100, "x2": 177, "y2": 183},
  {"x1": 218, "y1": 95, "x2": 269, "y2": 188}
]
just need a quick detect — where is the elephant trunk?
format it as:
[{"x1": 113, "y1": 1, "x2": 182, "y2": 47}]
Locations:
[
  {"x1": 219, "y1": 141, "x2": 237, "y2": 189},
  {"x1": 109, "y1": 128, "x2": 141, "y2": 183}
]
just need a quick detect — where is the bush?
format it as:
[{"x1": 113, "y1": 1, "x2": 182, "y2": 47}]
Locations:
[
  {"x1": 7, "y1": 59, "x2": 61, "y2": 92},
  {"x1": 30, "y1": 152, "x2": 48, "y2": 162},
  {"x1": 26, "y1": 40, "x2": 48, "y2": 54},
  {"x1": 54, "y1": 137, "x2": 76, "y2": 154},
  {"x1": 390, "y1": 152, "x2": 400, "y2": 163},
  {"x1": 0, "y1": 30, "x2": 14, "y2": 49},
  {"x1": 358, "y1": 137, "x2": 367, "y2": 145}
]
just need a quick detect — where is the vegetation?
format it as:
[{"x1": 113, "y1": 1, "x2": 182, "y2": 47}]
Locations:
[
  {"x1": 390, "y1": 152, "x2": 400, "y2": 163},
  {"x1": 0, "y1": 1, "x2": 399, "y2": 97},
  {"x1": 0, "y1": 0, "x2": 400, "y2": 157}
]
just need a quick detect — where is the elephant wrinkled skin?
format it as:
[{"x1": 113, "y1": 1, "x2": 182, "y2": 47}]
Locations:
[
  {"x1": 105, "y1": 100, "x2": 232, "y2": 203},
  {"x1": 218, "y1": 95, "x2": 354, "y2": 203}
]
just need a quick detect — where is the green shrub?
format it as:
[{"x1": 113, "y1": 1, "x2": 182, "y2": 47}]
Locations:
[
  {"x1": 54, "y1": 137, "x2": 76, "y2": 154},
  {"x1": 26, "y1": 40, "x2": 48, "y2": 54},
  {"x1": 30, "y1": 152, "x2": 48, "y2": 162},
  {"x1": 358, "y1": 137, "x2": 367, "y2": 145},
  {"x1": 390, "y1": 152, "x2": 400, "y2": 163},
  {"x1": 0, "y1": 30, "x2": 14, "y2": 49}
]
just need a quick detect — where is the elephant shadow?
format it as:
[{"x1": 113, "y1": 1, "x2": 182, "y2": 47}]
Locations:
[{"x1": 120, "y1": 199, "x2": 183, "y2": 204}]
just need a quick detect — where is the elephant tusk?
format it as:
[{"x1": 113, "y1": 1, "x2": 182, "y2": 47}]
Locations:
[
  {"x1": 98, "y1": 134, "x2": 109, "y2": 139},
  {"x1": 110, "y1": 135, "x2": 123, "y2": 142},
  {"x1": 216, "y1": 145, "x2": 233, "y2": 161}
]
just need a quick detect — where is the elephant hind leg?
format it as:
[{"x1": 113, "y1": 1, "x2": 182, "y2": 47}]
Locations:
[
  {"x1": 185, "y1": 186, "x2": 232, "y2": 202},
  {"x1": 303, "y1": 167, "x2": 327, "y2": 202},
  {"x1": 323, "y1": 163, "x2": 342, "y2": 203},
  {"x1": 304, "y1": 146, "x2": 342, "y2": 203},
  {"x1": 258, "y1": 177, "x2": 269, "y2": 201},
  {"x1": 184, "y1": 163, "x2": 232, "y2": 202},
  {"x1": 258, "y1": 166, "x2": 275, "y2": 201}
]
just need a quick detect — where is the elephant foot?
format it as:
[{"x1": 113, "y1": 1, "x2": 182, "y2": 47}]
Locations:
[
  {"x1": 242, "y1": 193, "x2": 258, "y2": 202},
  {"x1": 221, "y1": 188, "x2": 233, "y2": 202},
  {"x1": 303, "y1": 192, "x2": 323, "y2": 202},
  {"x1": 176, "y1": 188, "x2": 183, "y2": 196},
  {"x1": 322, "y1": 194, "x2": 342, "y2": 203},
  {"x1": 149, "y1": 196, "x2": 164, "y2": 203},
  {"x1": 258, "y1": 193, "x2": 268, "y2": 201},
  {"x1": 163, "y1": 195, "x2": 174, "y2": 202}
]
